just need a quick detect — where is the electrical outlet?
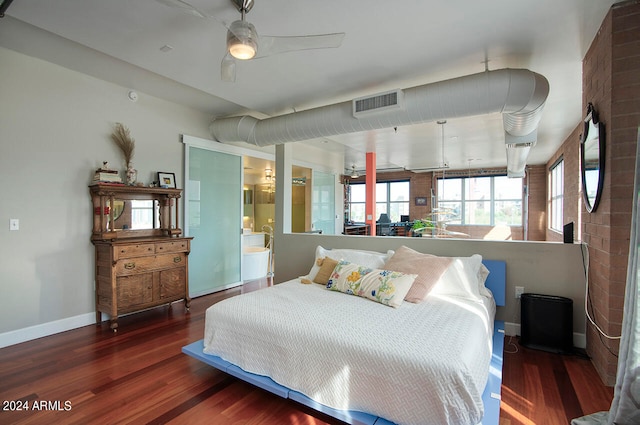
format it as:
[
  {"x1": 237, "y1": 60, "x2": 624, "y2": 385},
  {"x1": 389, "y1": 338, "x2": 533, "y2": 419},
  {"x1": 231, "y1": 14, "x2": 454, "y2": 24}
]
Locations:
[{"x1": 515, "y1": 286, "x2": 525, "y2": 299}]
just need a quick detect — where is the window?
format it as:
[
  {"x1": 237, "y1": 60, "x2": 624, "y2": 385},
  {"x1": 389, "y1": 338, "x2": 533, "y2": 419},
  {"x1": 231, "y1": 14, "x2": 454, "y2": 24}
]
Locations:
[
  {"x1": 348, "y1": 181, "x2": 410, "y2": 222},
  {"x1": 550, "y1": 159, "x2": 564, "y2": 232},
  {"x1": 437, "y1": 175, "x2": 523, "y2": 226},
  {"x1": 348, "y1": 184, "x2": 366, "y2": 222}
]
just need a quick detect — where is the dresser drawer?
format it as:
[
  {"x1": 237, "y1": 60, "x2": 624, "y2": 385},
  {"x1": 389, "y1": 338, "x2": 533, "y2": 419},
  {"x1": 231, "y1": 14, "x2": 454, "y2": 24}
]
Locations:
[
  {"x1": 155, "y1": 240, "x2": 189, "y2": 254},
  {"x1": 115, "y1": 253, "x2": 186, "y2": 275},
  {"x1": 114, "y1": 243, "x2": 155, "y2": 259}
]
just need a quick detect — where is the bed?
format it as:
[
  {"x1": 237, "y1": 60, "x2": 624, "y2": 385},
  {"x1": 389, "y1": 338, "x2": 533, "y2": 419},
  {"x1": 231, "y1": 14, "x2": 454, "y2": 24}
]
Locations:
[{"x1": 183, "y1": 246, "x2": 506, "y2": 425}]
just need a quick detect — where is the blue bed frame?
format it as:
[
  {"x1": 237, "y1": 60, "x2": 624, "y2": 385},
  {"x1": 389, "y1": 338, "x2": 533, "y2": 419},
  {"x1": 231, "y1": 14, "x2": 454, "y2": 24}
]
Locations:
[{"x1": 183, "y1": 260, "x2": 506, "y2": 425}]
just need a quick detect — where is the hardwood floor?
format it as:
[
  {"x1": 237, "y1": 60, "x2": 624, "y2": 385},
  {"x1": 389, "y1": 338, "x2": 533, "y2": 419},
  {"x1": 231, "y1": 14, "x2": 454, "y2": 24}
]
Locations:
[
  {"x1": 500, "y1": 337, "x2": 614, "y2": 425},
  {"x1": 0, "y1": 279, "x2": 613, "y2": 425}
]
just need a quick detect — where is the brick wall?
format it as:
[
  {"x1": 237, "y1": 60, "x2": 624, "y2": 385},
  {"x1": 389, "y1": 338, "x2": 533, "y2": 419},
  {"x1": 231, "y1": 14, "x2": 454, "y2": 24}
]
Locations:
[
  {"x1": 526, "y1": 165, "x2": 548, "y2": 241},
  {"x1": 582, "y1": 0, "x2": 639, "y2": 386},
  {"x1": 408, "y1": 172, "x2": 432, "y2": 220}
]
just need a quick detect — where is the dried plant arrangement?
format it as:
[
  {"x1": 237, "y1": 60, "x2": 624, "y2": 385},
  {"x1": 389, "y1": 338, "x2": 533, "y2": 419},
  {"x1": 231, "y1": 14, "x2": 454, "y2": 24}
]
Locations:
[{"x1": 110, "y1": 122, "x2": 135, "y2": 168}]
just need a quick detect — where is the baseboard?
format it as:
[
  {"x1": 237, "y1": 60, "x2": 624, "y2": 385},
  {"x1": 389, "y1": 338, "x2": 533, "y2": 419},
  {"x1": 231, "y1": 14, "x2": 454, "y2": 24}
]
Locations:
[
  {"x1": 0, "y1": 312, "x2": 96, "y2": 349},
  {"x1": 504, "y1": 321, "x2": 586, "y2": 349},
  {"x1": 504, "y1": 321, "x2": 521, "y2": 337},
  {"x1": 573, "y1": 332, "x2": 586, "y2": 349},
  {"x1": 190, "y1": 282, "x2": 243, "y2": 298}
]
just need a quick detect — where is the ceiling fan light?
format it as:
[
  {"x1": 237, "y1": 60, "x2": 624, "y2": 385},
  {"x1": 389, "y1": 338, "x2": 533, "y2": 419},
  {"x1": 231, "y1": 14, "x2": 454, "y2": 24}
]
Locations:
[
  {"x1": 227, "y1": 20, "x2": 258, "y2": 60},
  {"x1": 229, "y1": 40, "x2": 257, "y2": 59}
]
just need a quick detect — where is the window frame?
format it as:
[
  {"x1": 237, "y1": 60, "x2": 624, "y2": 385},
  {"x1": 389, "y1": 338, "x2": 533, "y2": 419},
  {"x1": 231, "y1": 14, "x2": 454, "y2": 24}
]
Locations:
[
  {"x1": 436, "y1": 174, "x2": 523, "y2": 226},
  {"x1": 347, "y1": 180, "x2": 410, "y2": 223},
  {"x1": 549, "y1": 158, "x2": 564, "y2": 232}
]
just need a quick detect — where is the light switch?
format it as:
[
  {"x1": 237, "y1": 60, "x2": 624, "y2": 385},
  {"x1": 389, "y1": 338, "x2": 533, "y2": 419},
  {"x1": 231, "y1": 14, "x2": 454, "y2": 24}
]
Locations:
[{"x1": 9, "y1": 219, "x2": 19, "y2": 231}]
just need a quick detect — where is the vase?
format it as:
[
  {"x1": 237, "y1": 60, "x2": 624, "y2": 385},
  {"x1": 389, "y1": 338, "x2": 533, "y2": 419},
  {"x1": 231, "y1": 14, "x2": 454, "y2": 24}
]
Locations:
[{"x1": 126, "y1": 164, "x2": 137, "y2": 186}]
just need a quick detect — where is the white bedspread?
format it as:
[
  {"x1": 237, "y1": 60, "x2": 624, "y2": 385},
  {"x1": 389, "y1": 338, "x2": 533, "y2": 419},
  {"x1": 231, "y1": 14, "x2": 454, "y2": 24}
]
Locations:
[{"x1": 203, "y1": 280, "x2": 495, "y2": 425}]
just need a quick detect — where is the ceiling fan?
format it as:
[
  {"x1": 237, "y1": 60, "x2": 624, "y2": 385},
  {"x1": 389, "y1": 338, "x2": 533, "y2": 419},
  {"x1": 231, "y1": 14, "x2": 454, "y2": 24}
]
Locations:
[{"x1": 156, "y1": 0, "x2": 346, "y2": 82}]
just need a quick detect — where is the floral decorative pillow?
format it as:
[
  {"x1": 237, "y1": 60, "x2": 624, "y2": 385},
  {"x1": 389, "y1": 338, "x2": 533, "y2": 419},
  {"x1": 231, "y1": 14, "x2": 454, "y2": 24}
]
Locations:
[{"x1": 326, "y1": 260, "x2": 416, "y2": 308}]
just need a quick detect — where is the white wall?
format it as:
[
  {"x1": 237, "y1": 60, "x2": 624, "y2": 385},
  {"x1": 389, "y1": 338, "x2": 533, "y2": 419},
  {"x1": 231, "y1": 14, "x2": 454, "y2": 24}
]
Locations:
[{"x1": 0, "y1": 47, "x2": 212, "y2": 344}]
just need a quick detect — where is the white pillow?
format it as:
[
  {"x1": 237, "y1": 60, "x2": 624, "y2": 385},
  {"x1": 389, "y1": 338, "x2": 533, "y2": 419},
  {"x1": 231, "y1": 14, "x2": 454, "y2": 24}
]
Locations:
[
  {"x1": 429, "y1": 254, "x2": 484, "y2": 301},
  {"x1": 477, "y1": 264, "x2": 492, "y2": 298},
  {"x1": 304, "y1": 245, "x2": 394, "y2": 281}
]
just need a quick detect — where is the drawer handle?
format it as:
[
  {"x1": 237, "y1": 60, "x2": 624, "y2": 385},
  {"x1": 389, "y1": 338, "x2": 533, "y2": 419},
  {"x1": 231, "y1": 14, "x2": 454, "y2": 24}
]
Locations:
[
  {"x1": 173, "y1": 256, "x2": 182, "y2": 263},
  {"x1": 124, "y1": 262, "x2": 136, "y2": 270}
]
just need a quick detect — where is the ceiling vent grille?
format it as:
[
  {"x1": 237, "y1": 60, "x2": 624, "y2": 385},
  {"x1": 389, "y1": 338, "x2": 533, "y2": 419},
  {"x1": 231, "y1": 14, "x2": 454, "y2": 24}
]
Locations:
[{"x1": 352, "y1": 89, "x2": 404, "y2": 118}]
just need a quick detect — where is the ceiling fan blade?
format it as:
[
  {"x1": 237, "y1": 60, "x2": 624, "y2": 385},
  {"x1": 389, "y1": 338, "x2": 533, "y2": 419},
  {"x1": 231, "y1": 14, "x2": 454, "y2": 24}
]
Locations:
[
  {"x1": 221, "y1": 53, "x2": 237, "y2": 82},
  {"x1": 256, "y1": 33, "x2": 345, "y2": 58},
  {"x1": 155, "y1": 0, "x2": 207, "y2": 18}
]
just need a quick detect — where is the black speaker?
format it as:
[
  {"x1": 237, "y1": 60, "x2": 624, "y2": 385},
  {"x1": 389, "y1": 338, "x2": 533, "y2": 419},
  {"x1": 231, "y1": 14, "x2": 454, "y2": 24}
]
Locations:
[
  {"x1": 563, "y1": 222, "x2": 574, "y2": 243},
  {"x1": 520, "y1": 293, "x2": 573, "y2": 354}
]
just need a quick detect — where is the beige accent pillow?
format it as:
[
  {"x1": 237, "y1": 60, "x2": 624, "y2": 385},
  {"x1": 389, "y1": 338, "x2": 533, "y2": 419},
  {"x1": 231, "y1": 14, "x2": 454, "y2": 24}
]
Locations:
[
  {"x1": 383, "y1": 246, "x2": 453, "y2": 303},
  {"x1": 312, "y1": 257, "x2": 339, "y2": 284}
]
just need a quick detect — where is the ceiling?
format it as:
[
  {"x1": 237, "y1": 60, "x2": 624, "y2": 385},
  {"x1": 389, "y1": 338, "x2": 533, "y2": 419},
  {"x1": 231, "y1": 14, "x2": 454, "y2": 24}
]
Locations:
[{"x1": 1, "y1": 0, "x2": 619, "y2": 174}]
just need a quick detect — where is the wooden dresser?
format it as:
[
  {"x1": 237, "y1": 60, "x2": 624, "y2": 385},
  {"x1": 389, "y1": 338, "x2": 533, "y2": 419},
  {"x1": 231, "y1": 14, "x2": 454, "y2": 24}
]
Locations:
[{"x1": 90, "y1": 183, "x2": 192, "y2": 332}]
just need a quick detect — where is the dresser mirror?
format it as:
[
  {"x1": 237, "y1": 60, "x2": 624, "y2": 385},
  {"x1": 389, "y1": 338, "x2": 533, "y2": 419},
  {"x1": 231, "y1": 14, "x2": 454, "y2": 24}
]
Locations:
[
  {"x1": 108, "y1": 199, "x2": 159, "y2": 230},
  {"x1": 109, "y1": 200, "x2": 125, "y2": 222},
  {"x1": 580, "y1": 103, "x2": 605, "y2": 213},
  {"x1": 90, "y1": 184, "x2": 183, "y2": 240}
]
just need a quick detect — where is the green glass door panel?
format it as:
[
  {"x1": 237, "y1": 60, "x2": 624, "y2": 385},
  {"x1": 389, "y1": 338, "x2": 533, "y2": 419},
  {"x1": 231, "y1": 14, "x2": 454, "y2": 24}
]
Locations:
[
  {"x1": 187, "y1": 146, "x2": 242, "y2": 296},
  {"x1": 312, "y1": 170, "x2": 335, "y2": 235}
]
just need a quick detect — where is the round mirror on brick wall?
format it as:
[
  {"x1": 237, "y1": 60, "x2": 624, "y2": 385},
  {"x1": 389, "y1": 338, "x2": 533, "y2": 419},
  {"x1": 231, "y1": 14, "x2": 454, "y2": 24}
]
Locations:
[{"x1": 580, "y1": 102, "x2": 605, "y2": 213}]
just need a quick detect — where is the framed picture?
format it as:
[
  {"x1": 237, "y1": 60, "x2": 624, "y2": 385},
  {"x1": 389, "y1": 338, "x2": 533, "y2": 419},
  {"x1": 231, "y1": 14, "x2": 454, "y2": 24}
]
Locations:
[
  {"x1": 415, "y1": 196, "x2": 428, "y2": 206},
  {"x1": 158, "y1": 172, "x2": 176, "y2": 189}
]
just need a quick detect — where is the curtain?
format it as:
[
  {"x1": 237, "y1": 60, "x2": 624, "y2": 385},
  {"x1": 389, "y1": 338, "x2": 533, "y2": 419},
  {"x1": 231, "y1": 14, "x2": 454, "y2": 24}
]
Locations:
[
  {"x1": 608, "y1": 129, "x2": 640, "y2": 424},
  {"x1": 573, "y1": 129, "x2": 640, "y2": 425}
]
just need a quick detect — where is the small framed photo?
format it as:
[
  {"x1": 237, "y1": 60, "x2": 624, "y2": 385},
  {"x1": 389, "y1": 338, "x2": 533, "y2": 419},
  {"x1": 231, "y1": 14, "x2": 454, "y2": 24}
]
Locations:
[
  {"x1": 415, "y1": 196, "x2": 428, "y2": 206},
  {"x1": 158, "y1": 172, "x2": 176, "y2": 189}
]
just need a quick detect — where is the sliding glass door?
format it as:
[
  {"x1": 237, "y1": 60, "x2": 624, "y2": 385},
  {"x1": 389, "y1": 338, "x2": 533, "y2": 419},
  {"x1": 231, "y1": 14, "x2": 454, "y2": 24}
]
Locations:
[
  {"x1": 312, "y1": 170, "x2": 336, "y2": 235},
  {"x1": 186, "y1": 145, "x2": 242, "y2": 296}
]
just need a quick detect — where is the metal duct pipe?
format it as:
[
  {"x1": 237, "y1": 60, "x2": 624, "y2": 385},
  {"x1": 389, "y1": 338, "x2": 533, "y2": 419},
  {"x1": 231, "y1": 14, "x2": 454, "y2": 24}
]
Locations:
[
  {"x1": 506, "y1": 143, "x2": 533, "y2": 178},
  {"x1": 210, "y1": 68, "x2": 548, "y2": 148},
  {"x1": 211, "y1": 69, "x2": 548, "y2": 176}
]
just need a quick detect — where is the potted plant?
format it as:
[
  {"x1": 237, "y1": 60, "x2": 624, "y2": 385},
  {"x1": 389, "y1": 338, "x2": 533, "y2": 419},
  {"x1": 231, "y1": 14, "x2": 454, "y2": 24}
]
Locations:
[{"x1": 411, "y1": 219, "x2": 434, "y2": 237}]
